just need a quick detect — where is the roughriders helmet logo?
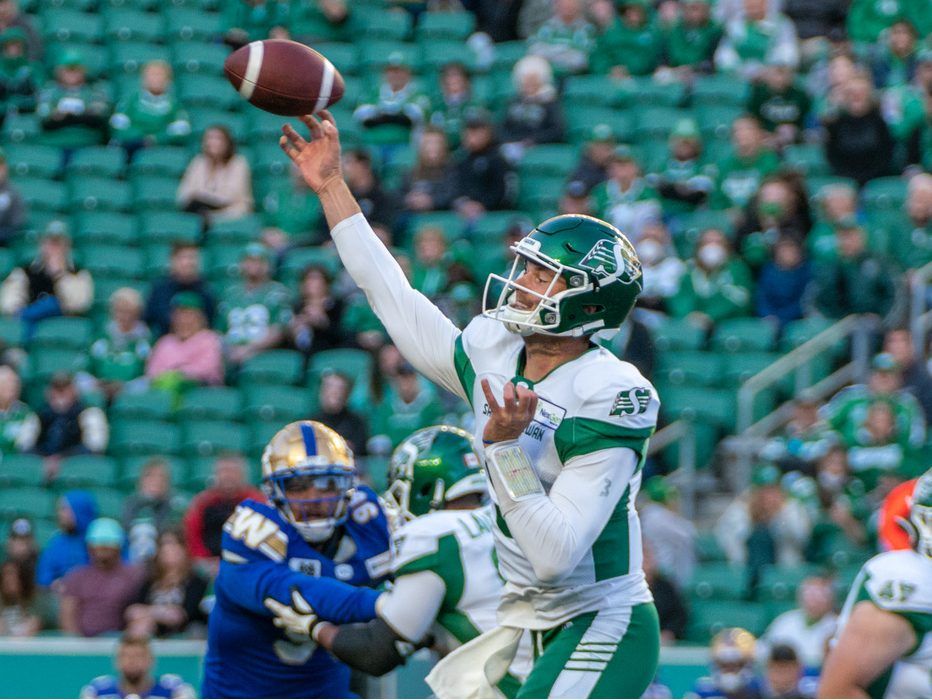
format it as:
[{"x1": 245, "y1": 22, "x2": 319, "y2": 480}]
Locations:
[
  {"x1": 610, "y1": 387, "x2": 651, "y2": 416},
  {"x1": 580, "y1": 239, "x2": 640, "y2": 283}
]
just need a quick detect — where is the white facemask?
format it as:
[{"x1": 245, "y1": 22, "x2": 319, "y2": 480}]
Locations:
[{"x1": 698, "y1": 243, "x2": 727, "y2": 269}]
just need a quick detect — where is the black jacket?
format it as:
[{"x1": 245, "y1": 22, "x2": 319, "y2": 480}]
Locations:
[
  {"x1": 453, "y1": 145, "x2": 512, "y2": 210},
  {"x1": 824, "y1": 107, "x2": 895, "y2": 186}
]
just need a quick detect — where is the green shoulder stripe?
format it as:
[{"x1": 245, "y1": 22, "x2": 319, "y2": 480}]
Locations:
[
  {"x1": 396, "y1": 533, "x2": 466, "y2": 611},
  {"x1": 554, "y1": 417, "x2": 654, "y2": 463},
  {"x1": 453, "y1": 334, "x2": 476, "y2": 406}
]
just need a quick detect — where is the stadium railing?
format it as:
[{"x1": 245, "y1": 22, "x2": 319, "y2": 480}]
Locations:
[{"x1": 647, "y1": 419, "x2": 697, "y2": 519}]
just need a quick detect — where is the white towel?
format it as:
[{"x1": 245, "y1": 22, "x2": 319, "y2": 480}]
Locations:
[{"x1": 426, "y1": 626, "x2": 525, "y2": 699}]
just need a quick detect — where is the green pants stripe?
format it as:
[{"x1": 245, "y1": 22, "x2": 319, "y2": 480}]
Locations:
[{"x1": 516, "y1": 603, "x2": 660, "y2": 699}]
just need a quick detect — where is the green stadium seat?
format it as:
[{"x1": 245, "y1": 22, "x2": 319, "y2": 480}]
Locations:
[
  {"x1": 16, "y1": 178, "x2": 67, "y2": 213},
  {"x1": 178, "y1": 387, "x2": 244, "y2": 421},
  {"x1": 110, "y1": 389, "x2": 174, "y2": 421},
  {"x1": 671, "y1": 210, "x2": 735, "y2": 258},
  {"x1": 3, "y1": 113, "x2": 41, "y2": 143},
  {"x1": 109, "y1": 41, "x2": 170, "y2": 74},
  {"x1": 132, "y1": 175, "x2": 183, "y2": 211},
  {"x1": 26, "y1": 347, "x2": 89, "y2": 383},
  {"x1": 104, "y1": 8, "x2": 166, "y2": 42},
  {"x1": 633, "y1": 107, "x2": 689, "y2": 141},
  {"x1": 307, "y1": 349, "x2": 373, "y2": 411},
  {"x1": 55, "y1": 455, "x2": 119, "y2": 489},
  {"x1": 660, "y1": 385, "x2": 736, "y2": 430},
  {"x1": 130, "y1": 147, "x2": 191, "y2": 178},
  {"x1": 312, "y1": 43, "x2": 358, "y2": 76},
  {"x1": 619, "y1": 77, "x2": 686, "y2": 109},
  {"x1": 518, "y1": 174, "x2": 563, "y2": 212},
  {"x1": 420, "y1": 41, "x2": 476, "y2": 72},
  {"x1": 861, "y1": 176, "x2": 908, "y2": 212},
  {"x1": 6, "y1": 144, "x2": 62, "y2": 179},
  {"x1": 139, "y1": 211, "x2": 201, "y2": 243},
  {"x1": 0, "y1": 455, "x2": 44, "y2": 488},
  {"x1": 0, "y1": 488, "x2": 55, "y2": 522},
  {"x1": 655, "y1": 350, "x2": 723, "y2": 387},
  {"x1": 696, "y1": 531, "x2": 727, "y2": 562},
  {"x1": 92, "y1": 487, "x2": 126, "y2": 519},
  {"x1": 177, "y1": 73, "x2": 242, "y2": 111},
  {"x1": 351, "y1": 9, "x2": 412, "y2": 41},
  {"x1": 689, "y1": 563, "x2": 748, "y2": 600},
  {"x1": 69, "y1": 146, "x2": 126, "y2": 179},
  {"x1": 685, "y1": 599, "x2": 768, "y2": 643},
  {"x1": 567, "y1": 107, "x2": 635, "y2": 144},
  {"x1": 691, "y1": 74, "x2": 748, "y2": 107},
  {"x1": 249, "y1": 421, "x2": 281, "y2": 458},
  {"x1": 68, "y1": 177, "x2": 132, "y2": 212},
  {"x1": 187, "y1": 108, "x2": 247, "y2": 141},
  {"x1": 41, "y1": 9, "x2": 104, "y2": 43},
  {"x1": 242, "y1": 385, "x2": 314, "y2": 422},
  {"x1": 721, "y1": 351, "x2": 780, "y2": 387},
  {"x1": 42, "y1": 0, "x2": 97, "y2": 10},
  {"x1": 711, "y1": 317, "x2": 778, "y2": 352},
  {"x1": 120, "y1": 455, "x2": 188, "y2": 490},
  {"x1": 173, "y1": 42, "x2": 230, "y2": 75},
  {"x1": 408, "y1": 211, "x2": 465, "y2": 241},
  {"x1": 253, "y1": 142, "x2": 291, "y2": 178},
  {"x1": 0, "y1": 316, "x2": 23, "y2": 347},
  {"x1": 181, "y1": 420, "x2": 249, "y2": 457},
  {"x1": 562, "y1": 75, "x2": 618, "y2": 107},
  {"x1": 186, "y1": 456, "x2": 217, "y2": 489},
  {"x1": 756, "y1": 564, "x2": 825, "y2": 602},
  {"x1": 519, "y1": 144, "x2": 578, "y2": 178},
  {"x1": 783, "y1": 144, "x2": 831, "y2": 177},
  {"x1": 416, "y1": 11, "x2": 476, "y2": 41},
  {"x1": 166, "y1": 9, "x2": 223, "y2": 41},
  {"x1": 143, "y1": 243, "x2": 174, "y2": 275},
  {"x1": 32, "y1": 520, "x2": 60, "y2": 550},
  {"x1": 280, "y1": 247, "x2": 341, "y2": 281},
  {"x1": 695, "y1": 104, "x2": 744, "y2": 141},
  {"x1": 780, "y1": 317, "x2": 835, "y2": 351},
  {"x1": 103, "y1": 0, "x2": 160, "y2": 10},
  {"x1": 239, "y1": 350, "x2": 304, "y2": 386},
  {"x1": 206, "y1": 245, "x2": 245, "y2": 284},
  {"x1": 80, "y1": 245, "x2": 145, "y2": 278},
  {"x1": 358, "y1": 41, "x2": 419, "y2": 72},
  {"x1": 30, "y1": 317, "x2": 93, "y2": 351},
  {"x1": 652, "y1": 317, "x2": 707, "y2": 351},
  {"x1": 110, "y1": 419, "x2": 181, "y2": 456},
  {"x1": 74, "y1": 212, "x2": 138, "y2": 246}
]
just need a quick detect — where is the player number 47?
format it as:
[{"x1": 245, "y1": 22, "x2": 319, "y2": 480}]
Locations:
[{"x1": 876, "y1": 580, "x2": 917, "y2": 604}]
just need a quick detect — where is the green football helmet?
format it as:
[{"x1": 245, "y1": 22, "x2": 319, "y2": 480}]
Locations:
[
  {"x1": 384, "y1": 425, "x2": 485, "y2": 522},
  {"x1": 483, "y1": 214, "x2": 643, "y2": 337},
  {"x1": 909, "y1": 469, "x2": 932, "y2": 559}
]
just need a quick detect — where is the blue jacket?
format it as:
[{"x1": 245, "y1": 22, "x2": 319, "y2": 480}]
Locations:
[
  {"x1": 36, "y1": 491, "x2": 97, "y2": 587},
  {"x1": 755, "y1": 261, "x2": 812, "y2": 326}
]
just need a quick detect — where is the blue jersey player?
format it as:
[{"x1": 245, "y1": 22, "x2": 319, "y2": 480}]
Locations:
[{"x1": 201, "y1": 420, "x2": 393, "y2": 699}]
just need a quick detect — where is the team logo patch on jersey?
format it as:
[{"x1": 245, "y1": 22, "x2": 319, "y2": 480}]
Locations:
[{"x1": 610, "y1": 387, "x2": 651, "y2": 416}]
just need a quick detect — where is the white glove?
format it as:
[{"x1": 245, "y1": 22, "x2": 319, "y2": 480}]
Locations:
[{"x1": 264, "y1": 588, "x2": 322, "y2": 642}]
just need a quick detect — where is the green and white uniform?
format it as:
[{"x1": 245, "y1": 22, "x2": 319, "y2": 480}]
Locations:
[
  {"x1": 218, "y1": 281, "x2": 292, "y2": 347},
  {"x1": 330, "y1": 213, "x2": 659, "y2": 698},
  {"x1": 834, "y1": 549, "x2": 932, "y2": 698}
]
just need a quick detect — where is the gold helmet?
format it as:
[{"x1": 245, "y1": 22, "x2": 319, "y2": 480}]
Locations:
[
  {"x1": 711, "y1": 628, "x2": 757, "y2": 694},
  {"x1": 261, "y1": 421, "x2": 356, "y2": 543}
]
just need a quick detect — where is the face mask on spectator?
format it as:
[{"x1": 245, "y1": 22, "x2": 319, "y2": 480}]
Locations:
[
  {"x1": 638, "y1": 240, "x2": 665, "y2": 266},
  {"x1": 818, "y1": 471, "x2": 846, "y2": 493},
  {"x1": 698, "y1": 243, "x2": 727, "y2": 269}
]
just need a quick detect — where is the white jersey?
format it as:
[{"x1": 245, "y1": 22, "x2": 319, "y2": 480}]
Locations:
[
  {"x1": 835, "y1": 549, "x2": 932, "y2": 699},
  {"x1": 331, "y1": 213, "x2": 657, "y2": 631}
]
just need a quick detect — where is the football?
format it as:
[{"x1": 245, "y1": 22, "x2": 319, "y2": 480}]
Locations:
[{"x1": 223, "y1": 39, "x2": 345, "y2": 116}]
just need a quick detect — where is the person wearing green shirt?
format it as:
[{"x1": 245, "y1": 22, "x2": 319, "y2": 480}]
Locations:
[
  {"x1": 428, "y1": 62, "x2": 484, "y2": 151},
  {"x1": 0, "y1": 365, "x2": 39, "y2": 454},
  {"x1": 669, "y1": 228, "x2": 753, "y2": 327},
  {"x1": 109, "y1": 60, "x2": 190, "y2": 155},
  {"x1": 650, "y1": 117, "x2": 716, "y2": 216},
  {"x1": 711, "y1": 115, "x2": 781, "y2": 211},
  {"x1": 846, "y1": 0, "x2": 927, "y2": 45},
  {"x1": 714, "y1": 0, "x2": 799, "y2": 81},
  {"x1": 526, "y1": 0, "x2": 594, "y2": 76},
  {"x1": 661, "y1": 0, "x2": 721, "y2": 74},
  {"x1": 590, "y1": 0, "x2": 662, "y2": 78},
  {"x1": 222, "y1": 0, "x2": 291, "y2": 48},
  {"x1": 807, "y1": 183, "x2": 858, "y2": 265},
  {"x1": 759, "y1": 392, "x2": 840, "y2": 473},
  {"x1": 88, "y1": 287, "x2": 151, "y2": 400},
  {"x1": 590, "y1": 145, "x2": 662, "y2": 240},
  {"x1": 217, "y1": 243, "x2": 292, "y2": 367},
  {"x1": 871, "y1": 19, "x2": 919, "y2": 89},
  {"x1": 410, "y1": 225, "x2": 449, "y2": 300},
  {"x1": 844, "y1": 399, "x2": 922, "y2": 491},
  {"x1": 0, "y1": 27, "x2": 41, "y2": 114},
  {"x1": 369, "y1": 363, "x2": 444, "y2": 454},
  {"x1": 36, "y1": 49, "x2": 110, "y2": 150},
  {"x1": 353, "y1": 52, "x2": 431, "y2": 149},
  {"x1": 746, "y1": 59, "x2": 812, "y2": 146},
  {"x1": 884, "y1": 173, "x2": 932, "y2": 270}
]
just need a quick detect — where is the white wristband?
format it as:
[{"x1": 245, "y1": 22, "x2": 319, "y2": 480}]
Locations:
[{"x1": 485, "y1": 440, "x2": 544, "y2": 501}]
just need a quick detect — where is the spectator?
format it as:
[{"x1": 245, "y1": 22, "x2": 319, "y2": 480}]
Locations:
[
  {"x1": 125, "y1": 530, "x2": 208, "y2": 638},
  {"x1": 222, "y1": 0, "x2": 291, "y2": 49},
  {"x1": 557, "y1": 179, "x2": 593, "y2": 215},
  {"x1": 822, "y1": 74, "x2": 895, "y2": 186},
  {"x1": 763, "y1": 645, "x2": 813, "y2": 698},
  {"x1": 806, "y1": 182, "x2": 858, "y2": 265},
  {"x1": 59, "y1": 518, "x2": 146, "y2": 637},
  {"x1": 342, "y1": 149, "x2": 399, "y2": 230},
  {"x1": 0, "y1": 365, "x2": 38, "y2": 453},
  {"x1": 402, "y1": 127, "x2": 457, "y2": 212},
  {"x1": 669, "y1": 228, "x2": 753, "y2": 329},
  {"x1": 146, "y1": 293, "x2": 224, "y2": 388},
  {"x1": 409, "y1": 226, "x2": 450, "y2": 299},
  {"x1": 761, "y1": 576, "x2": 837, "y2": 670},
  {"x1": 590, "y1": 0, "x2": 662, "y2": 78},
  {"x1": 352, "y1": 51, "x2": 430, "y2": 151},
  {"x1": 183, "y1": 454, "x2": 263, "y2": 564},
  {"x1": 590, "y1": 146, "x2": 662, "y2": 242},
  {"x1": 0, "y1": 150, "x2": 23, "y2": 247},
  {"x1": 888, "y1": 172, "x2": 932, "y2": 271},
  {"x1": 660, "y1": 0, "x2": 722, "y2": 75},
  {"x1": 846, "y1": 0, "x2": 925, "y2": 45},
  {"x1": 601, "y1": 314, "x2": 656, "y2": 379},
  {"x1": 746, "y1": 58, "x2": 811, "y2": 146},
  {"x1": 36, "y1": 491, "x2": 98, "y2": 588},
  {"x1": 144, "y1": 243, "x2": 216, "y2": 338},
  {"x1": 759, "y1": 392, "x2": 838, "y2": 473},
  {"x1": 499, "y1": 55, "x2": 565, "y2": 164},
  {"x1": 428, "y1": 62, "x2": 482, "y2": 149},
  {"x1": 122, "y1": 458, "x2": 187, "y2": 564},
  {"x1": 0, "y1": 28, "x2": 42, "y2": 118},
  {"x1": 218, "y1": 244, "x2": 291, "y2": 368},
  {"x1": 635, "y1": 221, "x2": 686, "y2": 314},
  {"x1": 642, "y1": 545, "x2": 688, "y2": 643},
  {"x1": 36, "y1": 372, "x2": 108, "y2": 463},
  {"x1": 883, "y1": 327, "x2": 932, "y2": 420},
  {"x1": 0, "y1": 221, "x2": 93, "y2": 338},
  {"x1": 754, "y1": 235, "x2": 811, "y2": 327},
  {"x1": 568, "y1": 123, "x2": 616, "y2": 193},
  {"x1": 0, "y1": 559, "x2": 39, "y2": 636},
  {"x1": 845, "y1": 399, "x2": 918, "y2": 489},
  {"x1": 0, "y1": 0, "x2": 40, "y2": 60},
  {"x1": 638, "y1": 476, "x2": 697, "y2": 588},
  {"x1": 712, "y1": 115, "x2": 780, "y2": 211},
  {"x1": 310, "y1": 371, "x2": 369, "y2": 457},
  {"x1": 5, "y1": 518, "x2": 38, "y2": 568},
  {"x1": 651, "y1": 118, "x2": 715, "y2": 216},
  {"x1": 368, "y1": 363, "x2": 444, "y2": 454},
  {"x1": 806, "y1": 446, "x2": 869, "y2": 559},
  {"x1": 812, "y1": 221, "x2": 899, "y2": 320},
  {"x1": 691, "y1": 628, "x2": 764, "y2": 698},
  {"x1": 715, "y1": 0, "x2": 799, "y2": 81},
  {"x1": 735, "y1": 174, "x2": 812, "y2": 266},
  {"x1": 84, "y1": 287, "x2": 151, "y2": 401},
  {"x1": 80, "y1": 635, "x2": 196, "y2": 699},
  {"x1": 870, "y1": 18, "x2": 918, "y2": 89},
  {"x1": 289, "y1": 265, "x2": 347, "y2": 356},
  {"x1": 781, "y1": 0, "x2": 847, "y2": 43},
  {"x1": 809, "y1": 50, "x2": 859, "y2": 122},
  {"x1": 452, "y1": 108, "x2": 512, "y2": 218},
  {"x1": 36, "y1": 50, "x2": 110, "y2": 151},
  {"x1": 109, "y1": 60, "x2": 191, "y2": 158},
  {"x1": 177, "y1": 125, "x2": 253, "y2": 225},
  {"x1": 262, "y1": 164, "x2": 322, "y2": 244},
  {"x1": 526, "y1": 0, "x2": 594, "y2": 76}
]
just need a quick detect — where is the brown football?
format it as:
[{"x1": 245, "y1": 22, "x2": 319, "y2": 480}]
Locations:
[{"x1": 224, "y1": 39, "x2": 345, "y2": 116}]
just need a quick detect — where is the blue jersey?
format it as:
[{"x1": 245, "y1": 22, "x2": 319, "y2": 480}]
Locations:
[
  {"x1": 202, "y1": 488, "x2": 392, "y2": 699},
  {"x1": 80, "y1": 674, "x2": 194, "y2": 698},
  {"x1": 690, "y1": 674, "x2": 765, "y2": 698}
]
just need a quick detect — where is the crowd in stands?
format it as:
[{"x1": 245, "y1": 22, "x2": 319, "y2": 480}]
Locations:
[{"x1": 0, "y1": 0, "x2": 930, "y2": 695}]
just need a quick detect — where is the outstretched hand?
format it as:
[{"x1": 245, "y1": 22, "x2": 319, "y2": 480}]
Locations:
[
  {"x1": 480, "y1": 379, "x2": 538, "y2": 444},
  {"x1": 279, "y1": 110, "x2": 343, "y2": 194}
]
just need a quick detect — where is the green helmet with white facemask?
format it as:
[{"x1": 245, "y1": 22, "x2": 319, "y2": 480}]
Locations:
[
  {"x1": 910, "y1": 469, "x2": 932, "y2": 559},
  {"x1": 384, "y1": 425, "x2": 485, "y2": 522},
  {"x1": 483, "y1": 214, "x2": 643, "y2": 337}
]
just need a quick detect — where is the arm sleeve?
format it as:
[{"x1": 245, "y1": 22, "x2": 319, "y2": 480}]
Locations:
[
  {"x1": 376, "y1": 569, "x2": 446, "y2": 643},
  {"x1": 330, "y1": 213, "x2": 465, "y2": 401},
  {"x1": 489, "y1": 446, "x2": 639, "y2": 584},
  {"x1": 330, "y1": 617, "x2": 413, "y2": 676}
]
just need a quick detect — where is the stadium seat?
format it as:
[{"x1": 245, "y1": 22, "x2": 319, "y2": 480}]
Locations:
[
  {"x1": 74, "y1": 212, "x2": 138, "y2": 246},
  {"x1": 711, "y1": 318, "x2": 778, "y2": 353},
  {"x1": 783, "y1": 144, "x2": 831, "y2": 177},
  {"x1": 351, "y1": 9, "x2": 412, "y2": 41},
  {"x1": 178, "y1": 387, "x2": 244, "y2": 421},
  {"x1": 519, "y1": 144, "x2": 578, "y2": 178},
  {"x1": 416, "y1": 10, "x2": 476, "y2": 41},
  {"x1": 177, "y1": 73, "x2": 242, "y2": 111},
  {"x1": 2, "y1": 113, "x2": 40, "y2": 144},
  {"x1": 655, "y1": 351, "x2": 724, "y2": 388},
  {"x1": 307, "y1": 349, "x2": 373, "y2": 411},
  {"x1": 80, "y1": 245, "x2": 145, "y2": 278},
  {"x1": 6, "y1": 144, "x2": 62, "y2": 179},
  {"x1": 562, "y1": 75, "x2": 618, "y2": 107},
  {"x1": 68, "y1": 177, "x2": 132, "y2": 212},
  {"x1": 242, "y1": 385, "x2": 314, "y2": 423},
  {"x1": 633, "y1": 107, "x2": 690, "y2": 141},
  {"x1": 165, "y1": 8, "x2": 223, "y2": 41},
  {"x1": 92, "y1": 487, "x2": 126, "y2": 519},
  {"x1": 181, "y1": 420, "x2": 249, "y2": 457},
  {"x1": 205, "y1": 245, "x2": 245, "y2": 284},
  {"x1": 861, "y1": 176, "x2": 908, "y2": 212},
  {"x1": 652, "y1": 317, "x2": 707, "y2": 352},
  {"x1": 139, "y1": 211, "x2": 201, "y2": 243},
  {"x1": 685, "y1": 599, "x2": 769, "y2": 643},
  {"x1": 689, "y1": 563, "x2": 748, "y2": 600},
  {"x1": 109, "y1": 41, "x2": 170, "y2": 74},
  {"x1": 695, "y1": 104, "x2": 744, "y2": 141},
  {"x1": 407, "y1": 211, "x2": 465, "y2": 242},
  {"x1": 357, "y1": 41, "x2": 419, "y2": 72},
  {"x1": 69, "y1": 146, "x2": 126, "y2": 179},
  {"x1": 690, "y1": 74, "x2": 748, "y2": 107},
  {"x1": 696, "y1": 531, "x2": 727, "y2": 563},
  {"x1": 567, "y1": 107, "x2": 635, "y2": 144},
  {"x1": 104, "y1": 8, "x2": 166, "y2": 42},
  {"x1": 280, "y1": 247, "x2": 341, "y2": 281},
  {"x1": 720, "y1": 352, "x2": 780, "y2": 387},
  {"x1": 110, "y1": 389, "x2": 174, "y2": 421},
  {"x1": 25, "y1": 347, "x2": 89, "y2": 383},
  {"x1": 420, "y1": 42, "x2": 476, "y2": 72},
  {"x1": 209, "y1": 215, "x2": 263, "y2": 244},
  {"x1": 239, "y1": 350, "x2": 304, "y2": 386},
  {"x1": 16, "y1": 178, "x2": 68, "y2": 213},
  {"x1": 55, "y1": 455, "x2": 119, "y2": 489},
  {"x1": 41, "y1": 8, "x2": 104, "y2": 43},
  {"x1": 619, "y1": 77, "x2": 686, "y2": 109},
  {"x1": 249, "y1": 421, "x2": 282, "y2": 458},
  {"x1": 518, "y1": 174, "x2": 564, "y2": 212},
  {"x1": 0, "y1": 488, "x2": 55, "y2": 522},
  {"x1": 130, "y1": 147, "x2": 191, "y2": 178},
  {"x1": 780, "y1": 317, "x2": 834, "y2": 351},
  {"x1": 104, "y1": 0, "x2": 160, "y2": 10},
  {"x1": 110, "y1": 419, "x2": 181, "y2": 457},
  {"x1": 659, "y1": 386, "x2": 736, "y2": 430},
  {"x1": 143, "y1": 243, "x2": 175, "y2": 275},
  {"x1": 172, "y1": 42, "x2": 230, "y2": 75},
  {"x1": 120, "y1": 455, "x2": 189, "y2": 490},
  {"x1": 30, "y1": 317, "x2": 93, "y2": 351},
  {"x1": 187, "y1": 108, "x2": 247, "y2": 141},
  {"x1": 0, "y1": 315, "x2": 23, "y2": 347},
  {"x1": 756, "y1": 564, "x2": 825, "y2": 602},
  {"x1": 132, "y1": 175, "x2": 182, "y2": 211},
  {"x1": 0, "y1": 454, "x2": 44, "y2": 488},
  {"x1": 311, "y1": 43, "x2": 358, "y2": 76}
]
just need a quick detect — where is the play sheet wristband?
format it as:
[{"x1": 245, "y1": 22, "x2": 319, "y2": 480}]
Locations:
[{"x1": 485, "y1": 440, "x2": 544, "y2": 501}]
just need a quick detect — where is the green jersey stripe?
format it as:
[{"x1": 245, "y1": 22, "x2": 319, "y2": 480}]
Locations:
[
  {"x1": 553, "y1": 417, "x2": 653, "y2": 463},
  {"x1": 592, "y1": 485, "x2": 631, "y2": 581},
  {"x1": 453, "y1": 334, "x2": 476, "y2": 406}
]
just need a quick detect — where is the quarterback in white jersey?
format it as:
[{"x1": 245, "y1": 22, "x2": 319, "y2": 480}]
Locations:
[
  {"x1": 280, "y1": 111, "x2": 661, "y2": 699},
  {"x1": 820, "y1": 469, "x2": 932, "y2": 699}
]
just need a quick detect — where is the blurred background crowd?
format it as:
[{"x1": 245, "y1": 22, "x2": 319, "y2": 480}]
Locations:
[{"x1": 0, "y1": 0, "x2": 930, "y2": 696}]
